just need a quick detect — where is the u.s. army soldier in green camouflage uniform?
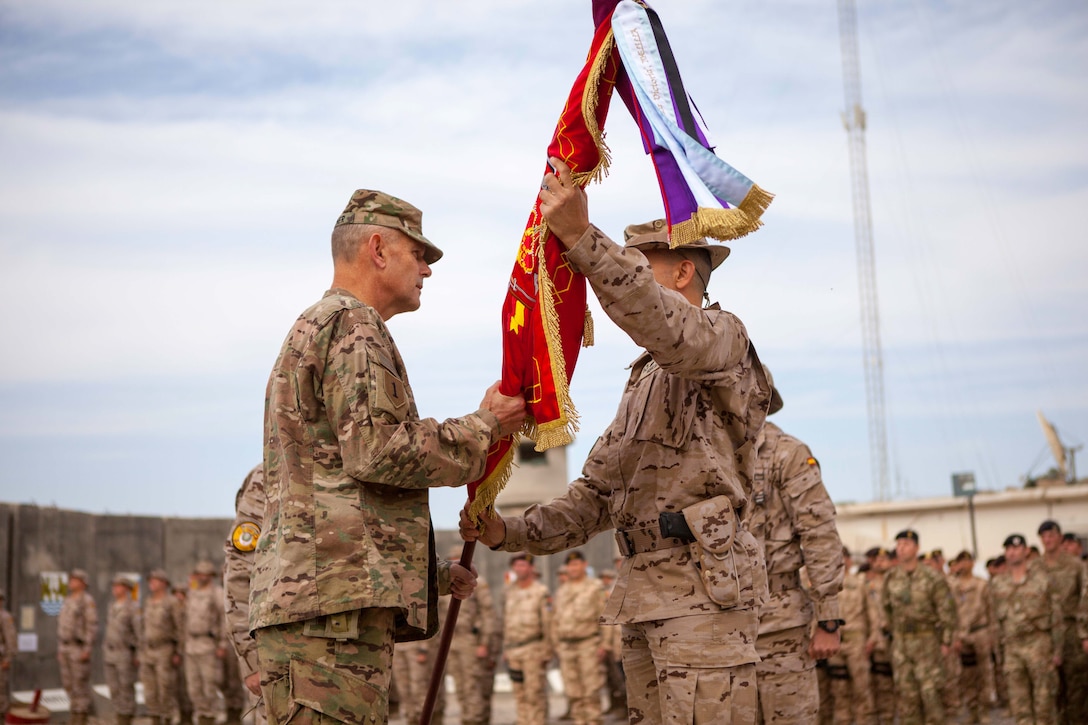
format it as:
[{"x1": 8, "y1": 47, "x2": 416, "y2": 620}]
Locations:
[
  {"x1": 250, "y1": 189, "x2": 526, "y2": 725},
  {"x1": 1038, "y1": 519, "x2": 1088, "y2": 724},
  {"x1": 462, "y1": 158, "x2": 772, "y2": 725},
  {"x1": 749, "y1": 367, "x2": 845, "y2": 724},
  {"x1": 991, "y1": 533, "x2": 1062, "y2": 725},
  {"x1": 883, "y1": 529, "x2": 958, "y2": 725}
]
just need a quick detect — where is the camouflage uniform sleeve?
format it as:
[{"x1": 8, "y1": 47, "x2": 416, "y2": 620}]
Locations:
[
  {"x1": 563, "y1": 224, "x2": 748, "y2": 379},
  {"x1": 500, "y1": 435, "x2": 613, "y2": 554},
  {"x1": 777, "y1": 441, "x2": 844, "y2": 621},
  {"x1": 933, "y1": 574, "x2": 958, "y2": 647},
  {"x1": 435, "y1": 559, "x2": 452, "y2": 597},
  {"x1": 82, "y1": 595, "x2": 98, "y2": 657},
  {"x1": 327, "y1": 311, "x2": 498, "y2": 488},
  {"x1": 223, "y1": 466, "x2": 263, "y2": 677}
]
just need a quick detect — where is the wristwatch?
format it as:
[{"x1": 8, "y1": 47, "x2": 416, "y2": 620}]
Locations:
[{"x1": 817, "y1": 619, "x2": 842, "y2": 634}]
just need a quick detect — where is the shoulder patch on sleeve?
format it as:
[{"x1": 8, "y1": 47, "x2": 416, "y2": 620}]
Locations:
[{"x1": 231, "y1": 521, "x2": 261, "y2": 553}]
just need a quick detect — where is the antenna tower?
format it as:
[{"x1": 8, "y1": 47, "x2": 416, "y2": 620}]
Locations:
[{"x1": 837, "y1": 0, "x2": 891, "y2": 501}]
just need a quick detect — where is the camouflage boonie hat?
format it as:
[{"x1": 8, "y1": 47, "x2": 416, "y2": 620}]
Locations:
[
  {"x1": 112, "y1": 574, "x2": 135, "y2": 587},
  {"x1": 761, "y1": 364, "x2": 785, "y2": 416},
  {"x1": 148, "y1": 568, "x2": 170, "y2": 584},
  {"x1": 335, "y1": 189, "x2": 444, "y2": 265},
  {"x1": 622, "y1": 218, "x2": 730, "y2": 270},
  {"x1": 69, "y1": 568, "x2": 89, "y2": 583}
]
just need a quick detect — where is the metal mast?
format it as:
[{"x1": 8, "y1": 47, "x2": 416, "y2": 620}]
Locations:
[{"x1": 837, "y1": 0, "x2": 891, "y2": 501}]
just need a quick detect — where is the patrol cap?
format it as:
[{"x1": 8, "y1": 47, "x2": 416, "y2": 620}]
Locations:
[
  {"x1": 148, "y1": 569, "x2": 170, "y2": 584},
  {"x1": 510, "y1": 553, "x2": 534, "y2": 565},
  {"x1": 112, "y1": 574, "x2": 135, "y2": 587},
  {"x1": 192, "y1": 560, "x2": 217, "y2": 576},
  {"x1": 622, "y1": 219, "x2": 730, "y2": 270},
  {"x1": 1004, "y1": 534, "x2": 1027, "y2": 548},
  {"x1": 895, "y1": 529, "x2": 920, "y2": 544},
  {"x1": 69, "y1": 568, "x2": 89, "y2": 583},
  {"x1": 761, "y1": 364, "x2": 784, "y2": 415},
  {"x1": 1038, "y1": 519, "x2": 1061, "y2": 535},
  {"x1": 335, "y1": 189, "x2": 443, "y2": 265},
  {"x1": 565, "y1": 550, "x2": 586, "y2": 564}
]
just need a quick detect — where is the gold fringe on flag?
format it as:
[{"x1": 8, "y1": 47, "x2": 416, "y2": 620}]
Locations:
[
  {"x1": 575, "y1": 29, "x2": 616, "y2": 187},
  {"x1": 582, "y1": 306, "x2": 594, "y2": 348},
  {"x1": 466, "y1": 436, "x2": 518, "y2": 521},
  {"x1": 670, "y1": 184, "x2": 775, "y2": 246},
  {"x1": 534, "y1": 228, "x2": 579, "y2": 453}
]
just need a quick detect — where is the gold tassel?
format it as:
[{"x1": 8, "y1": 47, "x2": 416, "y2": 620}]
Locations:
[
  {"x1": 576, "y1": 30, "x2": 615, "y2": 187},
  {"x1": 536, "y1": 240, "x2": 580, "y2": 451},
  {"x1": 670, "y1": 184, "x2": 775, "y2": 246},
  {"x1": 582, "y1": 305, "x2": 594, "y2": 348},
  {"x1": 467, "y1": 439, "x2": 518, "y2": 524}
]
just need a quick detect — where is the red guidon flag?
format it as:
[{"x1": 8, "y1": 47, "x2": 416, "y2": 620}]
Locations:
[{"x1": 466, "y1": 8, "x2": 621, "y2": 520}]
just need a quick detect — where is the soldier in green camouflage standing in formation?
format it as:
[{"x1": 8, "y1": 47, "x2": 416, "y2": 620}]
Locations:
[
  {"x1": 104, "y1": 575, "x2": 141, "y2": 725},
  {"x1": 990, "y1": 533, "x2": 1062, "y2": 725},
  {"x1": 250, "y1": 189, "x2": 526, "y2": 724},
  {"x1": 883, "y1": 529, "x2": 958, "y2": 725},
  {"x1": 1037, "y1": 519, "x2": 1088, "y2": 724}
]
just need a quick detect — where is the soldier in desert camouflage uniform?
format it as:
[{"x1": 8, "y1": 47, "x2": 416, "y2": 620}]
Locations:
[
  {"x1": 1038, "y1": 519, "x2": 1088, "y2": 724},
  {"x1": 883, "y1": 529, "x2": 958, "y2": 725},
  {"x1": 173, "y1": 586, "x2": 194, "y2": 725},
  {"x1": 249, "y1": 189, "x2": 525, "y2": 725},
  {"x1": 223, "y1": 464, "x2": 265, "y2": 724},
  {"x1": 502, "y1": 554, "x2": 552, "y2": 725},
  {"x1": 948, "y1": 550, "x2": 994, "y2": 724},
  {"x1": 185, "y1": 561, "x2": 229, "y2": 725},
  {"x1": 0, "y1": 590, "x2": 17, "y2": 721},
  {"x1": 104, "y1": 575, "x2": 141, "y2": 725},
  {"x1": 749, "y1": 366, "x2": 845, "y2": 723},
  {"x1": 826, "y1": 550, "x2": 876, "y2": 725},
  {"x1": 462, "y1": 158, "x2": 772, "y2": 725},
  {"x1": 57, "y1": 568, "x2": 97, "y2": 725},
  {"x1": 991, "y1": 533, "x2": 1062, "y2": 725},
  {"x1": 552, "y1": 551, "x2": 607, "y2": 725},
  {"x1": 141, "y1": 570, "x2": 183, "y2": 725}
]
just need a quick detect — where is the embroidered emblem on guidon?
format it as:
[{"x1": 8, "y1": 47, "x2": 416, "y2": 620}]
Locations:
[{"x1": 231, "y1": 522, "x2": 260, "y2": 552}]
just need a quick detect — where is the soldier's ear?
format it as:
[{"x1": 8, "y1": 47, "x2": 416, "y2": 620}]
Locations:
[
  {"x1": 367, "y1": 231, "x2": 389, "y2": 269},
  {"x1": 674, "y1": 258, "x2": 697, "y2": 290}
]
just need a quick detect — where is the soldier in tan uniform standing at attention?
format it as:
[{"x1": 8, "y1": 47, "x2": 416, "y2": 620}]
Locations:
[
  {"x1": 502, "y1": 554, "x2": 552, "y2": 725},
  {"x1": 104, "y1": 575, "x2": 141, "y2": 725},
  {"x1": 1037, "y1": 519, "x2": 1088, "y2": 724},
  {"x1": 185, "y1": 561, "x2": 228, "y2": 725},
  {"x1": 552, "y1": 551, "x2": 607, "y2": 725},
  {"x1": 749, "y1": 366, "x2": 845, "y2": 723},
  {"x1": 141, "y1": 570, "x2": 182, "y2": 725},
  {"x1": 990, "y1": 533, "x2": 1062, "y2": 725},
  {"x1": 826, "y1": 549, "x2": 877, "y2": 725},
  {"x1": 0, "y1": 590, "x2": 17, "y2": 721},
  {"x1": 223, "y1": 464, "x2": 265, "y2": 724},
  {"x1": 883, "y1": 529, "x2": 959, "y2": 725},
  {"x1": 58, "y1": 568, "x2": 97, "y2": 725},
  {"x1": 250, "y1": 189, "x2": 526, "y2": 725},
  {"x1": 462, "y1": 158, "x2": 772, "y2": 724},
  {"x1": 948, "y1": 550, "x2": 994, "y2": 724}
]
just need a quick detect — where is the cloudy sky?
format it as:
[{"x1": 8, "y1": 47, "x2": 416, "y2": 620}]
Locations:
[{"x1": 1, "y1": 0, "x2": 1085, "y2": 529}]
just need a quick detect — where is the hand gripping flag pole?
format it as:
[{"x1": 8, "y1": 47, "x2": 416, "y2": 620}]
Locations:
[{"x1": 421, "y1": 2, "x2": 772, "y2": 721}]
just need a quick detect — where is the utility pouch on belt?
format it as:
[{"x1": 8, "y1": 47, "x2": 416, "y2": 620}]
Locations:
[
  {"x1": 508, "y1": 668, "x2": 525, "y2": 684},
  {"x1": 302, "y1": 610, "x2": 361, "y2": 641},
  {"x1": 658, "y1": 511, "x2": 696, "y2": 543},
  {"x1": 682, "y1": 495, "x2": 741, "y2": 608}
]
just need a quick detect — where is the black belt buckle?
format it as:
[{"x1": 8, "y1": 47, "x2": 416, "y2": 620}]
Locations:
[
  {"x1": 658, "y1": 511, "x2": 695, "y2": 544},
  {"x1": 615, "y1": 530, "x2": 635, "y2": 558}
]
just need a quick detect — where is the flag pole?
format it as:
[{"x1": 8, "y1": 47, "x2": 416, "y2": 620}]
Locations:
[{"x1": 418, "y1": 539, "x2": 476, "y2": 725}]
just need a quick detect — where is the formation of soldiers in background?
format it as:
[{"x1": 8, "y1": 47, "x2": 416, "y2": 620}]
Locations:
[
  {"x1": 3, "y1": 509, "x2": 1088, "y2": 725},
  {"x1": 820, "y1": 521, "x2": 1088, "y2": 725}
]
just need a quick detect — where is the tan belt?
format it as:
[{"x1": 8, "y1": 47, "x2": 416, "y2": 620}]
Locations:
[{"x1": 614, "y1": 526, "x2": 688, "y2": 558}]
